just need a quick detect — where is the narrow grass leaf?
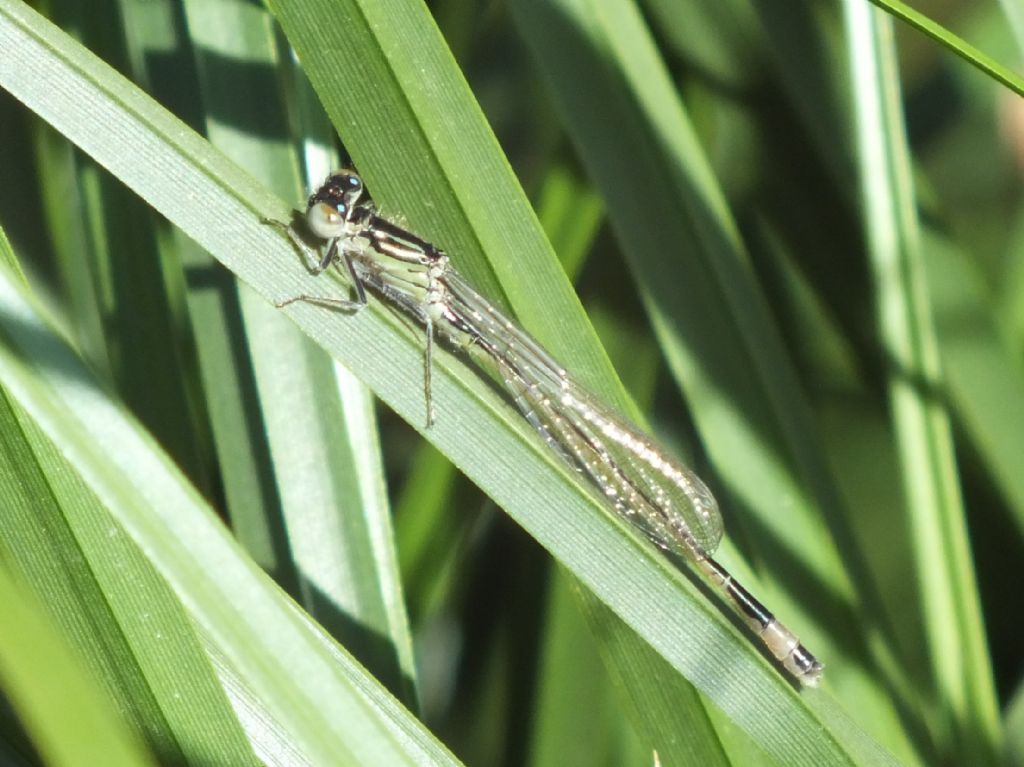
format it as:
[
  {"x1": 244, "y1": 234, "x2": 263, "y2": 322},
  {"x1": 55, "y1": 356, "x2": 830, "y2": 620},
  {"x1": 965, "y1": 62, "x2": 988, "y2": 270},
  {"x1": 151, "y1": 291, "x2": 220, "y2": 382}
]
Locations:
[
  {"x1": 0, "y1": 255, "x2": 460, "y2": 764},
  {"x1": 265, "y1": 0, "x2": 626, "y2": 407},
  {"x1": 509, "y1": 0, "x2": 915, "y2": 757},
  {"x1": 0, "y1": 2, "x2": 898, "y2": 763},
  {"x1": 0, "y1": 228, "x2": 259, "y2": 764},
  {"x1": 268, "y1": 0, "x2": 842, "y2": 759},
  {"x1": 924, "y1": 229, "x2": 1024, "y2": 538},
  {"x1": 0, "y1": 565, "x2": 156, "y2": 767},
  {"x1": 843, "y1": 3, "x2": 1001, "y2": 763},
  {"x1": 868, "y1": 0, "x2": 1024, "y2": 96},
  {"x1": 181, "y1": 0, "x2": 418, "y2": 704}
]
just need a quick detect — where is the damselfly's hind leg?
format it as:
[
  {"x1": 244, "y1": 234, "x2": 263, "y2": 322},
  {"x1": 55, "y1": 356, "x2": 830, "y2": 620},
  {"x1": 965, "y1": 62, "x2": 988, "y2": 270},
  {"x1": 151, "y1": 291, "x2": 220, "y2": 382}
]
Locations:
[{"x1": 422, "y1": 315, "x2": 436, "y2": 428}]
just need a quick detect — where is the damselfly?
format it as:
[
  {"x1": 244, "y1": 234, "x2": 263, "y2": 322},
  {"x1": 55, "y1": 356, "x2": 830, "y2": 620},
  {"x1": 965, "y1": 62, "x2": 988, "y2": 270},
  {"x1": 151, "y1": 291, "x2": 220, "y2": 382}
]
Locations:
[{"x1": 271, "y1": 170, "x2": 824, "y2": 685}]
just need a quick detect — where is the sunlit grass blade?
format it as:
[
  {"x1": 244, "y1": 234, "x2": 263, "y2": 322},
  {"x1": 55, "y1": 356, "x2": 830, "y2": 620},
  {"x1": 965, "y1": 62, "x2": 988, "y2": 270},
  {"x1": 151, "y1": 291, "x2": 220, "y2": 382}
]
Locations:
[
  {"x1": 507, "y1": 0, "x2": 921, "y2": 757},
  {"x1": 0, "y1": 252, "x2": 460, "y2": 763},
  {"x1": 0, "y1": 565, "x2": 157, "y2": 767},
  {"x1": 178, "y1": 0, "x2": 418, "y2": 704},
  {"x1": 868, "y1": 0, "x2": 1024, "y2": 95},
  {"x1": 843, "y1": 4, "x2": 1001, "y2": 763},
  {"x1": 265, "y1": 0, "x2": 627, "y2": 408},
  {"x1": 0, "y1": 1, "x2": 898, "y2": 763},
  {"x1": 265, "y1": 0, "x2": 847, "y2": 757},
  {"x1": 924, "y1": 230, "x2": 1024, "y2": 539},
  {"x1": 0, "y1": 226, "x2": 259, "y2": 764},
  {"x1": 0, "y1": 371, "x2": 262, "y2": 765}
]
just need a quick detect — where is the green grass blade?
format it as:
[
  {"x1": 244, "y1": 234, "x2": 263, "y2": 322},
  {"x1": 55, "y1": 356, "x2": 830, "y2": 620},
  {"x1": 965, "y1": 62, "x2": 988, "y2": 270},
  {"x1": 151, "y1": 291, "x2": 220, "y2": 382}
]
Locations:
[
  {"x1": 0, "y1": 1, "x2": 899, "y2": 763},
  {"x1": 265, "y1": 0, "x2": 627, "y2": 408},
  {"x1": 178, "y1": 0, "x2": 418, "y2": 704},
  {"x1": 0, "y1": 256, "x2": 459, "y2": 763},
  {"x1": 0, "y1": 227, "x2": 258, "y2": 764},
  {"x1": 868, "y1": 0, "x2": 1024, "y2": 96},
  {"x1": 0, "y1": 565, "x2": 157, "y2": 767},
  {"x1": 843, "y1": 4, "x2": 1001, "y2": 763},
  {"x1": 0, "y1": 230, "x2": 158, "y2": 767},
  {"x1": 264, "y1": 0, "x2": 891, "y2": 761},
  {"x1": 1008, "y1": 681, "x2": 1024, "y2": 766},
  {"x1": 0, "y1": 376, "x2": 261, "y2": 765},
  {"x1": 528, "y1": 572, "x2": 650, "y2": 767},
  {"x1": 924, "y1": 229, "x2": 1024, "y2": 539},
  {"x1": 509, "y1": 0, "x2": 919, "y2": 757}
]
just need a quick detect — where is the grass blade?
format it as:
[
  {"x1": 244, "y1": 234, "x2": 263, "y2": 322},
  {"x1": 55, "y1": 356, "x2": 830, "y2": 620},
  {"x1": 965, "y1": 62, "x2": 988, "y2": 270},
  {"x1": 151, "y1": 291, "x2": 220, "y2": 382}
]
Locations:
[
  {"x1": 0, "y1": 1, "x2": 901, "y2": 762},
  {"x1": 843, "y1": 4, "x2": 1001, "y2": 762}
]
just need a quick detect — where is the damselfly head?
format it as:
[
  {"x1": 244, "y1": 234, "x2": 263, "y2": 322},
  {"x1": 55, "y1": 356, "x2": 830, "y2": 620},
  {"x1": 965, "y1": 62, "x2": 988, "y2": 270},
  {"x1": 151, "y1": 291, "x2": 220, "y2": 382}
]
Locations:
[
  {"x1": 308, "y1": 170, "x2": 365, "y2": 211},
  {"x1": 304, "y1": 171, "x2": 368, "y2": 239}
]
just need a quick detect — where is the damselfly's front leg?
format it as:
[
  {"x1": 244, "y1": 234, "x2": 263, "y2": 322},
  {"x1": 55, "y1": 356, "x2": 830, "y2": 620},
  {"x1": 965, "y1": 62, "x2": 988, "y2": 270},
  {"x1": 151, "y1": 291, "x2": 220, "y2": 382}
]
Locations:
[{"x1": 265, "y1": 218, "x2": 368, "y2": 311}]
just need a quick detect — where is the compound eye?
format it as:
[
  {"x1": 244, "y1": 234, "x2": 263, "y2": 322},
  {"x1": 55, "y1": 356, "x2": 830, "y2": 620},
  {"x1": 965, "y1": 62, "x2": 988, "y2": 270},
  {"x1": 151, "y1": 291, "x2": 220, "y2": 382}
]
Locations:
[
  {"x1": 307, "y1": 201, "x2": 346, "y2": 239},
  {"x1": 340, "y1": 173, "x2": 364, "y2": 206}
]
